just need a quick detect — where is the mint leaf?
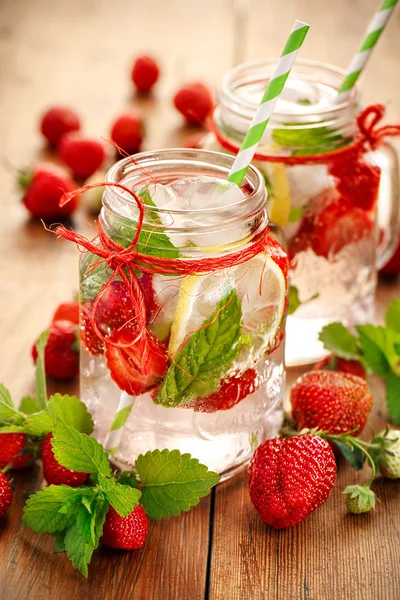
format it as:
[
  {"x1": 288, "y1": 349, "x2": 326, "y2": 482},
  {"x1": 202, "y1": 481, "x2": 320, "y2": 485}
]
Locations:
[
  {"x1": 356, "y1": 325, "x2": 392, "y2": 377},
  {"x1": 136, "y1": 449, "x2": 220, "y2": 520},
  {"x1": 271, "y1": 124, "x2": 343, "y2": 152},
  {"x1": 386, "y1": 374, "x2": 400, "y2": 425},
  {"x1": 386, "y1": 299, "x2": 400, "y2": 333},
  {"x1": 51, "y1": 419, "x2": 112, "y2": 477},
  {"x1": 0, "y1": 384, "x2": 20, "y2": 422},
  {"x1": 288, "y1": 207, "x2": 303, "y2": 223},
  {"x1": 52, "y1": 531, "x2": 66, "y2": 553},
  {"x1": 98, "y1": 475, "x2": 141, "y2": 517},
  {"x1": 154, "y1": 290, "x2": 242, "y2": 407},
  {"x1": 47, "y1": 394, "x2": 94, "y2": 434},
  {"x1": 25, "y1": 410, "x2": 53, "y2": 437},
  {"x1": 288, "y1": 285, "x2": 301, "y2": 315},
  {"x1": 334, "y1": 441, "x2": 365, "y2": 470},
  {"x1": 35, "y1": 330, "x2": 50, "y2": 409},
  {"x1": 319, "y1": 323, "x2": 361, "y2": 360},
  {"x1": 297, "y1": 98, "x2": 312, "y2": 106},
  {"x1": 64, "y1": 523, "x2": 94, "y2": 578},
  {"x1": 117, "y1": 471, "x2": 139, "y2": 488},
  {"x1": 23, "y1": 485, "x2": 89, "y2": 533},
  {"x1": 19, "y1": 396, "x2": 40, "y2": 415}
]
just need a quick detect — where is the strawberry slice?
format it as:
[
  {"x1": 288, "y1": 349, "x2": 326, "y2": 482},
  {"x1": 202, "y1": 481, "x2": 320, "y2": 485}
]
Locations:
[
  {"x1": 311, "y1": 199, "x2": 373, "y2": 258},
  {"x1": 104, "y1": 328, "x2": 168, "y2": 396},
  {"x1": 185, "y1": 369, "x2": 259, "y2": 413},
  {"x1": 329, "y1": 156, "x2": 380, "y2": 212}
]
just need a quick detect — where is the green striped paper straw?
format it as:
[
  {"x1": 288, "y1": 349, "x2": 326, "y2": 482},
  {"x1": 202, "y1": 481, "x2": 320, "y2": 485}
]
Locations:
[
  {"x1": 105, "y1": 393, "x2": 134, "y2": 453},
  {"x1": 227, "y1": 20, "x2": 310, "y2": 186},
  {"x1": 335, "y1": 0, "x2": 399, "y2": 103}
]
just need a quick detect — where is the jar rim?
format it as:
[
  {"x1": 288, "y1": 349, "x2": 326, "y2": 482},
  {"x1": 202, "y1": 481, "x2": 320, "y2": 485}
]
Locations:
[{"x1": 219, "y1": 58, "x2": 358, "y2": 122}]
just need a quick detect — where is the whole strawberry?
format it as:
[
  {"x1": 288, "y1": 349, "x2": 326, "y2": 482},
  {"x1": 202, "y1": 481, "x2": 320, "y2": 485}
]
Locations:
[
  {"x1": 32, "y1": 320, "x2": 79, "y2": 379},
  {"x1": 58, "y1": 134, "x2": 106, "y2": 181},
  {"x1": 41, "y1": 433, "x2": 89, "y2": 487},
  {"x1": 313, "y1": 355, "x2": 366, "y2": 380},
  {"x1": 0, "y1": 433, "x2": 33, "y2": 469},
  {"x1": 291, "y1": 370, "x2": 373, "y2": 437},
  {"x1": 52, "y1": 302, "x2": 80, "y2": 325},
  {"x1": 0, "y1": 472, "x2": 13, "y2": 518},
  {"x1": 110, "y1": 112, "x2": 143, "y2": 155},
  {"x1": 248, "y1": 435, "x2": 336, "y2": 528},
  {"x1": 376, "y1": 429, "x2": 400, "y2": 479},
  {"x1": 173, "y1": 83, "x2": 214, "y2": 125},
  {"x1": 131, "y1": 55, "x2": 160, "y2": 92},
  {"x1": 19, "y1": 164, "x2": 79, "y2": 219},
  {"x1": 40, "y1": 106, "x2": 80, "y2": 147},
  {"x1": 101, "y1": 505, "x2": 148, "y2": 550},
  {"x1": 344, "y1": 485, "x2": 376, "y2": 514}
]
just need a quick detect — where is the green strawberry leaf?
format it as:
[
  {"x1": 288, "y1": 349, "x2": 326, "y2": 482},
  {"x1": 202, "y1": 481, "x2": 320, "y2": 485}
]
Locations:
[
  {"x1": 23, "y1": 485, "x2": 93, "y2": 533},
  {"x1": 386, "y1": 299, "x2": 400, "y2": 334},
  {"x1": 98, "y1": 474, "x2": 141, "y2": 517},
  {"x1": 0, "y1": 424, "x2": 27, "y2": 433},
  {"x1": 136, "y1": 449, "x2": 220, "y2": 520},
  {"x1": 34, "y1": 330, "x2": 50, "y2": 409},
  {"x1": 47, "y1": 394, "x2": 94, "y2": 434},
  {"x1": 386, "y1": 373, "x2": 400, "y2": 425},
  {"x1": 19, "y1": 396, "x2": 40, "y2": 415},
  {"x1": 319, "y1": 323, "x2": 361, "y2": 361},
  {"x1": 356, "y1": 325, "x2": 393, "y2": 377},
  {"x1": 154, "y1": 290, "x2": 242, "y2": 407},
  {"x1": 51, "y1": 419, "x2": 112, "y2": 477},
  {"x1": 334, "y1": 441, "x2": 366, "y2": 470},
  {"x1": 24, "y1": 410, "x2": 53, "y2": 437}
]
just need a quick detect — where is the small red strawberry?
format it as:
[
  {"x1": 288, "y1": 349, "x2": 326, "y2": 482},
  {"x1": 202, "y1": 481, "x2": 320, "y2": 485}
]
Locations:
[
  {"x1": 41, "y1": 433, "x2": 89, "y2": 487},
  {"x1": 0, "y1": 433, "x2": 33, "y2": 469},
  {"x1": 185, "y1": 369, "x2": 259, "y2": 413},
  {"x1": 0, "y1": 472, "x2": 13, "y2": 518},
  {"x1": 101, "y1": 504, "x2": 148, "y2": 550},
  {"x1": 32, "y1": 320, "x2": 79, "y2": 379},
  {"x1": 58, "y1": 134, "x2": 106, "y2": 181},
  {"x1": 52, "y1": 302, "x2": 80, "y2": 325},
  {"x1": 173, "y1": 83, "x2": 214, "y2": 125},
  {"x1": 380, "y1": 233, "x2": 400, "y2": 277},
  {"x1": 131, "y1": 55, "x2": 160, "y2": 92},
  {"x1": 311, "y1": 199, "x2": 373, "y2": 258},
  {"x1": 40, "y1": 106, "x2": 81, "y2": 147},
  {"x1": 329, "y1": 156, "x2": 381, "y2": 212},
  {"x1": 19, "y1": 164, "x2": 79, "y2": 219},
  {"x1": 291, "y1": 370, "x2": 373, "y2": 437},
  {"x1": 110, "y1": 112, "x2": 143, "y2": 155},
  {"x1": 313, "y1": 355, "x2": 367, "y2": 380},
  {"x1": 248, "y1": 435, "x2": 336, "y2": 529},
  {"x1": 105, "y1": 328, "x2": 168, "y2": 396}
]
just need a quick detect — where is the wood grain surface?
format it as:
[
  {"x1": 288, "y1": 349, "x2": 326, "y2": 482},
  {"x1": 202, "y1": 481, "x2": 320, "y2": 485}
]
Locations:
[{"x1": 0, "y1": 0, "x2": 399, "y2": 599}]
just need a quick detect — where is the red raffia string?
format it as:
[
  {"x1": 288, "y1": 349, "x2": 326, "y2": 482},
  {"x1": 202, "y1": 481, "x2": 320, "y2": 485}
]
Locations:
[
  {"x1": 55, "y1": 181, "x2": 274, "y2": 349},
  {"x1": 208, "y1": 104, "x2": 400, "y2": 165}
]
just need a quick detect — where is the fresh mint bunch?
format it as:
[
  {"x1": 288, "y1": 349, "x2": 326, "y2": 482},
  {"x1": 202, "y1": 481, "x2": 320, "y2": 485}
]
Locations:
[
  {"x1": 23, "y1": 420, "x2": 220, "y2": 577},
  {"x1": 319, "y1": 299, "x2": 400, "y2": 424}
]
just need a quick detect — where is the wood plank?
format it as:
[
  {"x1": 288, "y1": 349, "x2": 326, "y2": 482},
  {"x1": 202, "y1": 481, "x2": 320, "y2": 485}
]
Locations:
[{"x1": 209, "y1": 374, "x2": 400, "y2": 600}]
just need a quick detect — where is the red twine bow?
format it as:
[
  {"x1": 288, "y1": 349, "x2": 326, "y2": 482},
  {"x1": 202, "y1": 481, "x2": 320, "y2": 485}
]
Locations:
[
  {"x1": 55, "y1": 181, "x2": 277, "y2": 350},
  {"x1": 209, "y1": 104, "x2": 400, "y2": 165}
]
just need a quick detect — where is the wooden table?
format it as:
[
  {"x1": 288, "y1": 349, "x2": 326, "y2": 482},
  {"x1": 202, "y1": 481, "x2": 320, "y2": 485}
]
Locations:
[{"x1": 0, "y1": 0, "x2": 399, "y2": 598}]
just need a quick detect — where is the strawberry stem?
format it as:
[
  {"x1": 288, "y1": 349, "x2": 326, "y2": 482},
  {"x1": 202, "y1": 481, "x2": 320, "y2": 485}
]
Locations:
[{"x1": 2, "y1": 464, "x2": 12, "y2": 474}]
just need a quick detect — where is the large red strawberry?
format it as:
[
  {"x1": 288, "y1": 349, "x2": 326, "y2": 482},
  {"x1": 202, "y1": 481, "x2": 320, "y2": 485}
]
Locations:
[
  {"x1": 311, "y1": 199, "x2": 373, "y2": 258},
  {"x1": 0, "y1": 433, "x2": 33, "y2": 469},
  {"x1": 173, "y1": 83, "x2": 214, "y2": 125},
  {"x1": 131, "y1": 55, "x2": 160, "y2": 92},
  {"x1": 105, "y1": 328, "x2": 168, "y2": 396},
  {"x1": 291, "y1": 370, "x2": 372, "y2": 437},
  {"x1": 329, "y1": 155, "x2": 381, "y2": 212},
  {"x1": 52, "y1": 302, "x2": 80, "y2": 325},
  {"x1": 185, "y1": 369, "x2": 259, "y2": 413},
  {"x1": 313, "y1": 355, "x2": 367, "y2": 380},
  {"x1": 40, "y1": 106, "x2": 80, "y2": 146},
  {"x1": 248, "y1": 435, "x2": 336, "y2": 528},
  {"x1": 19, "y1": 164, "x2": 79, "y2": 219},
  {"x1": 32, "y1": 320, "x2": 79, "y2": 379},
  {"x1": 101, "y1": 505, "x2": 148, "y2": 550},
  {"x1": 58, "y1": 134, "x2": 106, "y2": 181},
  {"x1": 41, "y1": 433, "x2": 89, "y2": 487},
  {"x1": 0, "y1": 472, "x2": 13, "y2": 518}
]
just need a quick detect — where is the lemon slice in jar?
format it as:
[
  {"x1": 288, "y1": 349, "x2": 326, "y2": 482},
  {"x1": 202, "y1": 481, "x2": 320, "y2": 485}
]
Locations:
[{"x1": 264, "y1": 163, "x2": 292, "y2": 231}]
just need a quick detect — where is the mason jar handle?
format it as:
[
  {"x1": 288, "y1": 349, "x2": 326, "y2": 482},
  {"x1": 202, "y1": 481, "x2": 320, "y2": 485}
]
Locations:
[{"x1": 376, "y1": 142, "x2": 400, "y2": 269}]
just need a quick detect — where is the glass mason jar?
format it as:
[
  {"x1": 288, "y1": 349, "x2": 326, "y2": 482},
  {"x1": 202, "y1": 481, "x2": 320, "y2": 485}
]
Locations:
[
  {"x1": 79, "y1": 149, "x2": 288, "y2": 480},
  {"x1": 204, "y1": 59, "x2": 400, "y2": 366}
]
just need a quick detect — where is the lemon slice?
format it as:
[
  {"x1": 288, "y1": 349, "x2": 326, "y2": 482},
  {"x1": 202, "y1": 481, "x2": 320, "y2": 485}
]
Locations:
[
  {"x1": 265, "y1": 163, "x2": 292, "y2": 230},
  {"x1": 168, "y1": 276, "x2": 203, "y2": 354}
]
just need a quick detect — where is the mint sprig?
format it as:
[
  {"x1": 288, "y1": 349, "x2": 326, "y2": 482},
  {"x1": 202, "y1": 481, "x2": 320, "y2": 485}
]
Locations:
[
  {"x1": 318, "y1": 299, "x2": 400, "y2": 424},
  {"x1": 34, "y1": 330, "x2": 50, "y2": 409},
  {"x1": 288, "y1": 285, "x2": 319, "y2": 315},
  {"x1": 155, "y1": 289, "x2": 243, "y2": 407}
]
